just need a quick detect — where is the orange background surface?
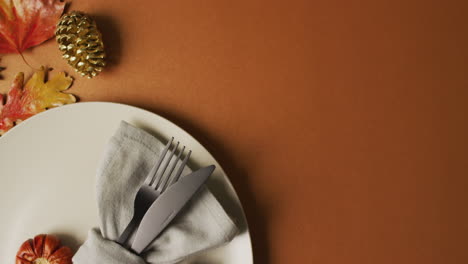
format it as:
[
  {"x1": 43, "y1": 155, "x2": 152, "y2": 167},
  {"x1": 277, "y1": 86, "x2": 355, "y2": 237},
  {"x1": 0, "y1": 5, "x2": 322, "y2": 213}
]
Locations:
[{"x1": 2, "y1": 1, "x2": 467, "y2": 263}]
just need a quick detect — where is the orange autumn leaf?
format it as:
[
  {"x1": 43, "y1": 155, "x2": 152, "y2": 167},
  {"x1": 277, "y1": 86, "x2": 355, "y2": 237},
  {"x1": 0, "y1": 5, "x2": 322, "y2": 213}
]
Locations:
[
  {"x1": 0, "y1": 0, "x2": 66, "y2": 53},
  {"x1": 0, "y1": 67, "x2": 76, "y2": 135}
]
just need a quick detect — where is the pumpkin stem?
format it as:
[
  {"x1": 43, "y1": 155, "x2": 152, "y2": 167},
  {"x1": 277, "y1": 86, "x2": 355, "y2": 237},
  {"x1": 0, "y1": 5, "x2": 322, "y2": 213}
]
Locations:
[{"x1": 33, "y1": 258, "x2": 50, "y2": 264}]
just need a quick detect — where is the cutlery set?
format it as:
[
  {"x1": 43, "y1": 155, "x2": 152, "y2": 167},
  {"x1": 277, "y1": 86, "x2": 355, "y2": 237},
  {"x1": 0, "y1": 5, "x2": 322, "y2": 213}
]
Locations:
[{"x1": 118, "y1": 137, "x2": 215, "y2": 253}]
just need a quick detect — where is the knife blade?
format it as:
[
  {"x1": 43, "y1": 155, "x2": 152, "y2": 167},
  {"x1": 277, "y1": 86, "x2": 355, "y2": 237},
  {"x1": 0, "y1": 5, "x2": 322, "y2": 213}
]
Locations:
[{"x1": 130, "y1": 165, "x2": 215, "y2": 254}]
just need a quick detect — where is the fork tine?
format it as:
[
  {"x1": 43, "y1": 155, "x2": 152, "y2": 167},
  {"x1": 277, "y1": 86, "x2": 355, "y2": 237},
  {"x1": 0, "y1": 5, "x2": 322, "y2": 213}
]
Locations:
[
  {"x1": 154, "y1": 141, "x2": 179, "y2": 190},
  {"x1": 148, "y1": 137, "x2": 173, "y2": 186},
  {"x1": 167, "y1": 150, "x2": 191, "y2": 187},
  {"x1": 160, "y1": 146, "x2": 185, "y2": 191}
]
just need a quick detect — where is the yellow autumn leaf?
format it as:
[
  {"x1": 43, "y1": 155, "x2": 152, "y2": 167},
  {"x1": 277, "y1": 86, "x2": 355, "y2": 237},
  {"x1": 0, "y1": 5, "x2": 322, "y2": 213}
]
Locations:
[{"x1": 0, "y1": 67, "x2": 76, "y2": 135}]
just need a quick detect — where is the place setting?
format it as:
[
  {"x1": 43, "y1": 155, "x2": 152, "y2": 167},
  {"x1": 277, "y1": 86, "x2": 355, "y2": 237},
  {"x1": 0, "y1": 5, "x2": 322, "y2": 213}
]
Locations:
[
  {"x1": 0, "y1": 104, "x2": 253, "y2": 264},
  {"x1": 0, "y1": 1, "x2": 253, "y2": 263}
]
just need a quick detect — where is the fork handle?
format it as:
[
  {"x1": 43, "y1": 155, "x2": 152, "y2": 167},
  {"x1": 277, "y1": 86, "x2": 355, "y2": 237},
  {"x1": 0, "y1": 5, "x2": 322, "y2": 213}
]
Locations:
[{"x1": 117, "y1": 216, "x2": 139, "y2": 246}]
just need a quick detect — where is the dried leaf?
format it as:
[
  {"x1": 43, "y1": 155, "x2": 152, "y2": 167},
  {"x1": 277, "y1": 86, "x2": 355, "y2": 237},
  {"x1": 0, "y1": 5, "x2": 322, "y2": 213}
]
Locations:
[
  {"x1": 0, "y1": 67, "x2": 76, "y2": 135},
  {"x1": 0, "y1": 0, "x2": 66, "y2": 53}
]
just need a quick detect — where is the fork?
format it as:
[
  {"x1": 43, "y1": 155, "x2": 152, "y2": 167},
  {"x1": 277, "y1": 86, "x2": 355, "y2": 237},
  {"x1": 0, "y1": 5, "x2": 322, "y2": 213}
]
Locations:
[{"x1": 116, "y1": 137, "x2": 191, "y2": 246}]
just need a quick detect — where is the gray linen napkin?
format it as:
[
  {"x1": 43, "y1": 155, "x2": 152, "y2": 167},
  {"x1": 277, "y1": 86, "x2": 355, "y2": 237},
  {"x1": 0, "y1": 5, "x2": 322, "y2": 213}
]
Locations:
[{"x1": 73, "y1": 121, "x2": 238, "y2": 264}]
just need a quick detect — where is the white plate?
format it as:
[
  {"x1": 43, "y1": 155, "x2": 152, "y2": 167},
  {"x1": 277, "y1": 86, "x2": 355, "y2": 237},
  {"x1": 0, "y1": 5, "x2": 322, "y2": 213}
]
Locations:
[{"x1": 0, "y1": 102, "x2": 253, "y2": 263}]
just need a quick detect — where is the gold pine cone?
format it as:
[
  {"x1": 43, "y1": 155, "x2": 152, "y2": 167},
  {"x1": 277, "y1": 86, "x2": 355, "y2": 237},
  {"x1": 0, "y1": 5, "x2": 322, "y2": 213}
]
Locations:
[{"x1": 55, "y1": 11, "x2": 106, "y2": 78}]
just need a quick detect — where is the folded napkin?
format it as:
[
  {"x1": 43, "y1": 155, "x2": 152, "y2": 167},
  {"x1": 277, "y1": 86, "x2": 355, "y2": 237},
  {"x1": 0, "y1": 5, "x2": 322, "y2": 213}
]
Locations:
[{"x1": 73, "y1": 121, "x2": 238, "y2": 264}]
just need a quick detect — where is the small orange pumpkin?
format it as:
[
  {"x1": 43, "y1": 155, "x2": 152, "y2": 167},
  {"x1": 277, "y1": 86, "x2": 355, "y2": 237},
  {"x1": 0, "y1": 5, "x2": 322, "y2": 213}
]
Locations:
[{"x1": 16, "y1": 234, "x2": 73, "y2": 264}]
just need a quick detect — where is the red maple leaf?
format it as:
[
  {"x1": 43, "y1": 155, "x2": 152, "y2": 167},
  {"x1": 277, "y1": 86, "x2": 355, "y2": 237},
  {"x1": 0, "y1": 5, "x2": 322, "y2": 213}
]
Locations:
[{"x1": 0, "y1": 0, "x2": 66, "y2": 53}]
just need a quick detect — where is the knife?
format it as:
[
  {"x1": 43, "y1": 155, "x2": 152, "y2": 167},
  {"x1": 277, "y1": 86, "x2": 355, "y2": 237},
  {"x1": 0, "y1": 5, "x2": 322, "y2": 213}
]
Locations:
[{"x1": 130, "y1": 165, "x2": 215, "y2": 254}]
